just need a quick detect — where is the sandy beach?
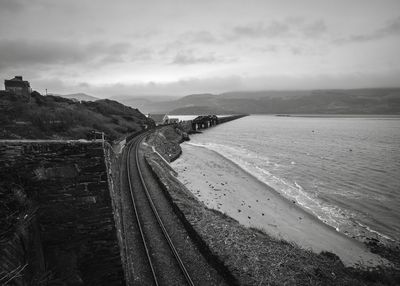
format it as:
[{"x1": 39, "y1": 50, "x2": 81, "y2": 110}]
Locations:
[{"x1": 171, "y1": 143, "x2": 388, "y2": 268}]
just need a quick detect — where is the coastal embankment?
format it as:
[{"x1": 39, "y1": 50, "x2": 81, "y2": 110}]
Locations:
[{"x1": 143, "y1": 124, "x2": 400, "y2": 285}]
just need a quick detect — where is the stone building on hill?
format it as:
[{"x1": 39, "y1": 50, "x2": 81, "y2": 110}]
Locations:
[{"x1": 4, "y1": 76, "x2": 32, "y2": 98}]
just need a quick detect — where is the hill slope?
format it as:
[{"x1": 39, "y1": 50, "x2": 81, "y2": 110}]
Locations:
[
  {"x1": 0, "y1": 91, "x2": 153, "y2": 140},
  {"x1": 108, "y1": 94, "x2": 181, "y2": 114},
  {"x1": 134, "y1": 89, "x2": 400, "y2": 115}
]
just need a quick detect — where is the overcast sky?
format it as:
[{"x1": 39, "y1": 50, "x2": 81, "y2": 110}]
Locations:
[{"x1": 0, "y1": 0, "x2": 399, "y2": 97}]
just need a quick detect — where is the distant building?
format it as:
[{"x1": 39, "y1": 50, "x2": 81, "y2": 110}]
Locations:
[{"x1": 4, "y1": 76, "x2": 32, "y2": 97}]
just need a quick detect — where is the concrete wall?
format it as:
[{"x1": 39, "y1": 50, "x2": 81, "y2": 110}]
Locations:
[{"x1": 0, "y1": 141, "x2": 124, "y2": 285}]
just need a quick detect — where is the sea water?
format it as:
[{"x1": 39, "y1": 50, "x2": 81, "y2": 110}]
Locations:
[{"x1": 185, "y1": 115, "x2": 400, "y2": 244}]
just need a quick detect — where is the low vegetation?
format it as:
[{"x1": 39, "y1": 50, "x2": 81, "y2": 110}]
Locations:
[{"x1": 0, "y1": 91, "x2": 153, "y2": 140}]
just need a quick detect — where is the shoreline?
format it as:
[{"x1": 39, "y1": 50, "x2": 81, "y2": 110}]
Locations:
[
  {"x1": 171, "y1": 143, "x2": 389, "y2": 268},
  {"x1": 184, "y1": 141, "x2": 396, "y2": 247}
]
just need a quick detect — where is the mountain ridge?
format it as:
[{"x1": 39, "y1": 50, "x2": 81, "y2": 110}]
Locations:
[{"x1": 138, "y1": 88, "x2": 400, "y2": 115}]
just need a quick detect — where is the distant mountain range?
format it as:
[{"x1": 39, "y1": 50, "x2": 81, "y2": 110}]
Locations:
[
  {"x1": 116, "y1": 89, "x2": 400, "y2": 115},
  {"x1": 56, "y1": 89, "x2": 400, "y2": 115},
  {"x1": 57, "y1": 93, "x2": 100, "y2": 102}
]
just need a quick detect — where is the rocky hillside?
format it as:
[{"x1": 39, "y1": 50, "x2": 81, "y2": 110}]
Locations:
[{"x1": 0, "y1": 91, "x2": 154, "y2": 140}]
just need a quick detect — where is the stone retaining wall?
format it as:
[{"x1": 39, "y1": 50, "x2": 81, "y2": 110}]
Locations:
[
  {"x1": 0, "y1": 206, "x2": 44, "y2": 286},
  {"x1": 0, "y1": 141, "x2": 124, "y2": 285}
]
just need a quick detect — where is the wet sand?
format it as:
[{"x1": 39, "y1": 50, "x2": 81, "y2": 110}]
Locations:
[{"x1": 171, "y1": 143, "x2": 389, "y2": 267}]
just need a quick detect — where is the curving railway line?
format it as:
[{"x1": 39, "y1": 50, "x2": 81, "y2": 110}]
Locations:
[
  {"x1": 122, "y1": 131, "x2": 228, "y2": 286},
  {"x1": 126, "y1": 132, "x2": 193, "y2": 285}
]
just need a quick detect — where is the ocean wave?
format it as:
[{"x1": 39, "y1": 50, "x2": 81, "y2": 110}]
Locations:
[
  {"x1": 185, "y1": 141, "x2": 395, "y2": 244},
  {"x1": 187, "y1": 142, "x2": 344, "y2": 224}
]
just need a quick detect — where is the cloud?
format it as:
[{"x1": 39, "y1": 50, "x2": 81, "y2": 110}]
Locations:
[
  {"x1": 10, "y1": 69, "x2": 400, "y2": 98},
  {"x1": 257, "y1": 45, "x2": 279, "y2": 53},
  {"x1": 159, "y1": 31, "x2": 220, "y2": 57},
  {"x1": 86, "y1": 70, "x2": 400, "y2": 97},
  {"x1": 171, "y1": 50, "x2": 218, "y2": 65},
  {"x1": 90, "y1": 75, "x2": 245, "y2": 96},
  {"x1": 0, "y1": 0, "x2": 25, "y2": 13},
  {"x1": 0, "y1": 0, "x2": 65, "y2": 15},
  {"x1": 78, "y1": 82, "x2": 90, "y2": 88},
  {"x1": 302, "y1": 20, "x2": 327, "y2": 38},
  {"x1": 179, "y1": 31, "x2": 219, "y2": 43},
  {"x1": 335, "y1": 16, "x2": 400, "y2": 44},
  {"x1": 229, "y1": 19, "x2": 327, "y2": 40},
  {"x1": 380, "y1": 16, "x2": 400, "y2": 35},
  {"x1": 0, "y1": 39, "x2": 143, "y2": 70},
  {"x1": 232, "y1": 21, "x2": 290, "y2": 39},
  {"x1": 23, "y1": 75, "x2": 245, "y2": 97}
]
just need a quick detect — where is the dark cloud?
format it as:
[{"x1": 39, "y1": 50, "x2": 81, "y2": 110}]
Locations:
[
  {"x1": 171, "y1": 50, "x2": 217, "y2": 65},
  {"x1": 335, "y1": 16, "x2": 400, "y2": 44},
  {"x1": 0, "y1": 39, "x2": 138, "y2": 70},
  {"x1": 0, "y1": 39, "x2": 88, "y2": 68},
  {"x1": 0, "y1": 0, "x2": 25, "y2": 13},
  {"x1": 380, "y1": 16, "x2": 400, "y2": 35},
  {"x1": 0, "y1": 0, "x2": 63, "y2": 14}
]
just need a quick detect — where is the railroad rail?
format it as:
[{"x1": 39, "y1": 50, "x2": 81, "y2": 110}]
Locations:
[{"x1": 125, "y1": 132, "x2": 195, "y2": 286}]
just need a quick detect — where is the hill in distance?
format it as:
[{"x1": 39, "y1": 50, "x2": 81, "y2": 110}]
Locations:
[
  {"x1": 109, "y1": 94, "x2": 181, "y2": 114},
  {"x1": 0, "y1": 91, "x2": 153, "y2": 140},
  {"x1": 127, "y1": 88, "x2": 400, "y2": 115},
  {"x1": 57, "y1": 92, "x2": 100, "y2": 102}
]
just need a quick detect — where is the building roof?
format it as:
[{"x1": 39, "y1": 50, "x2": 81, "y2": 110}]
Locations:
[{"x1": 4, "y1": 76, "x2": 30, "y2": 88}]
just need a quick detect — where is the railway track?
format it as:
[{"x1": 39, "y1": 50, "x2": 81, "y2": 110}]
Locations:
[{"x1": 125, "y1": 132, "x2": 195, "y2": 286}]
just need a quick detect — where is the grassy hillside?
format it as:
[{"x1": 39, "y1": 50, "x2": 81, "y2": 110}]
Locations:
[{"x1": 0, "y1": 91, "x2": 154, "y2": 140}]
